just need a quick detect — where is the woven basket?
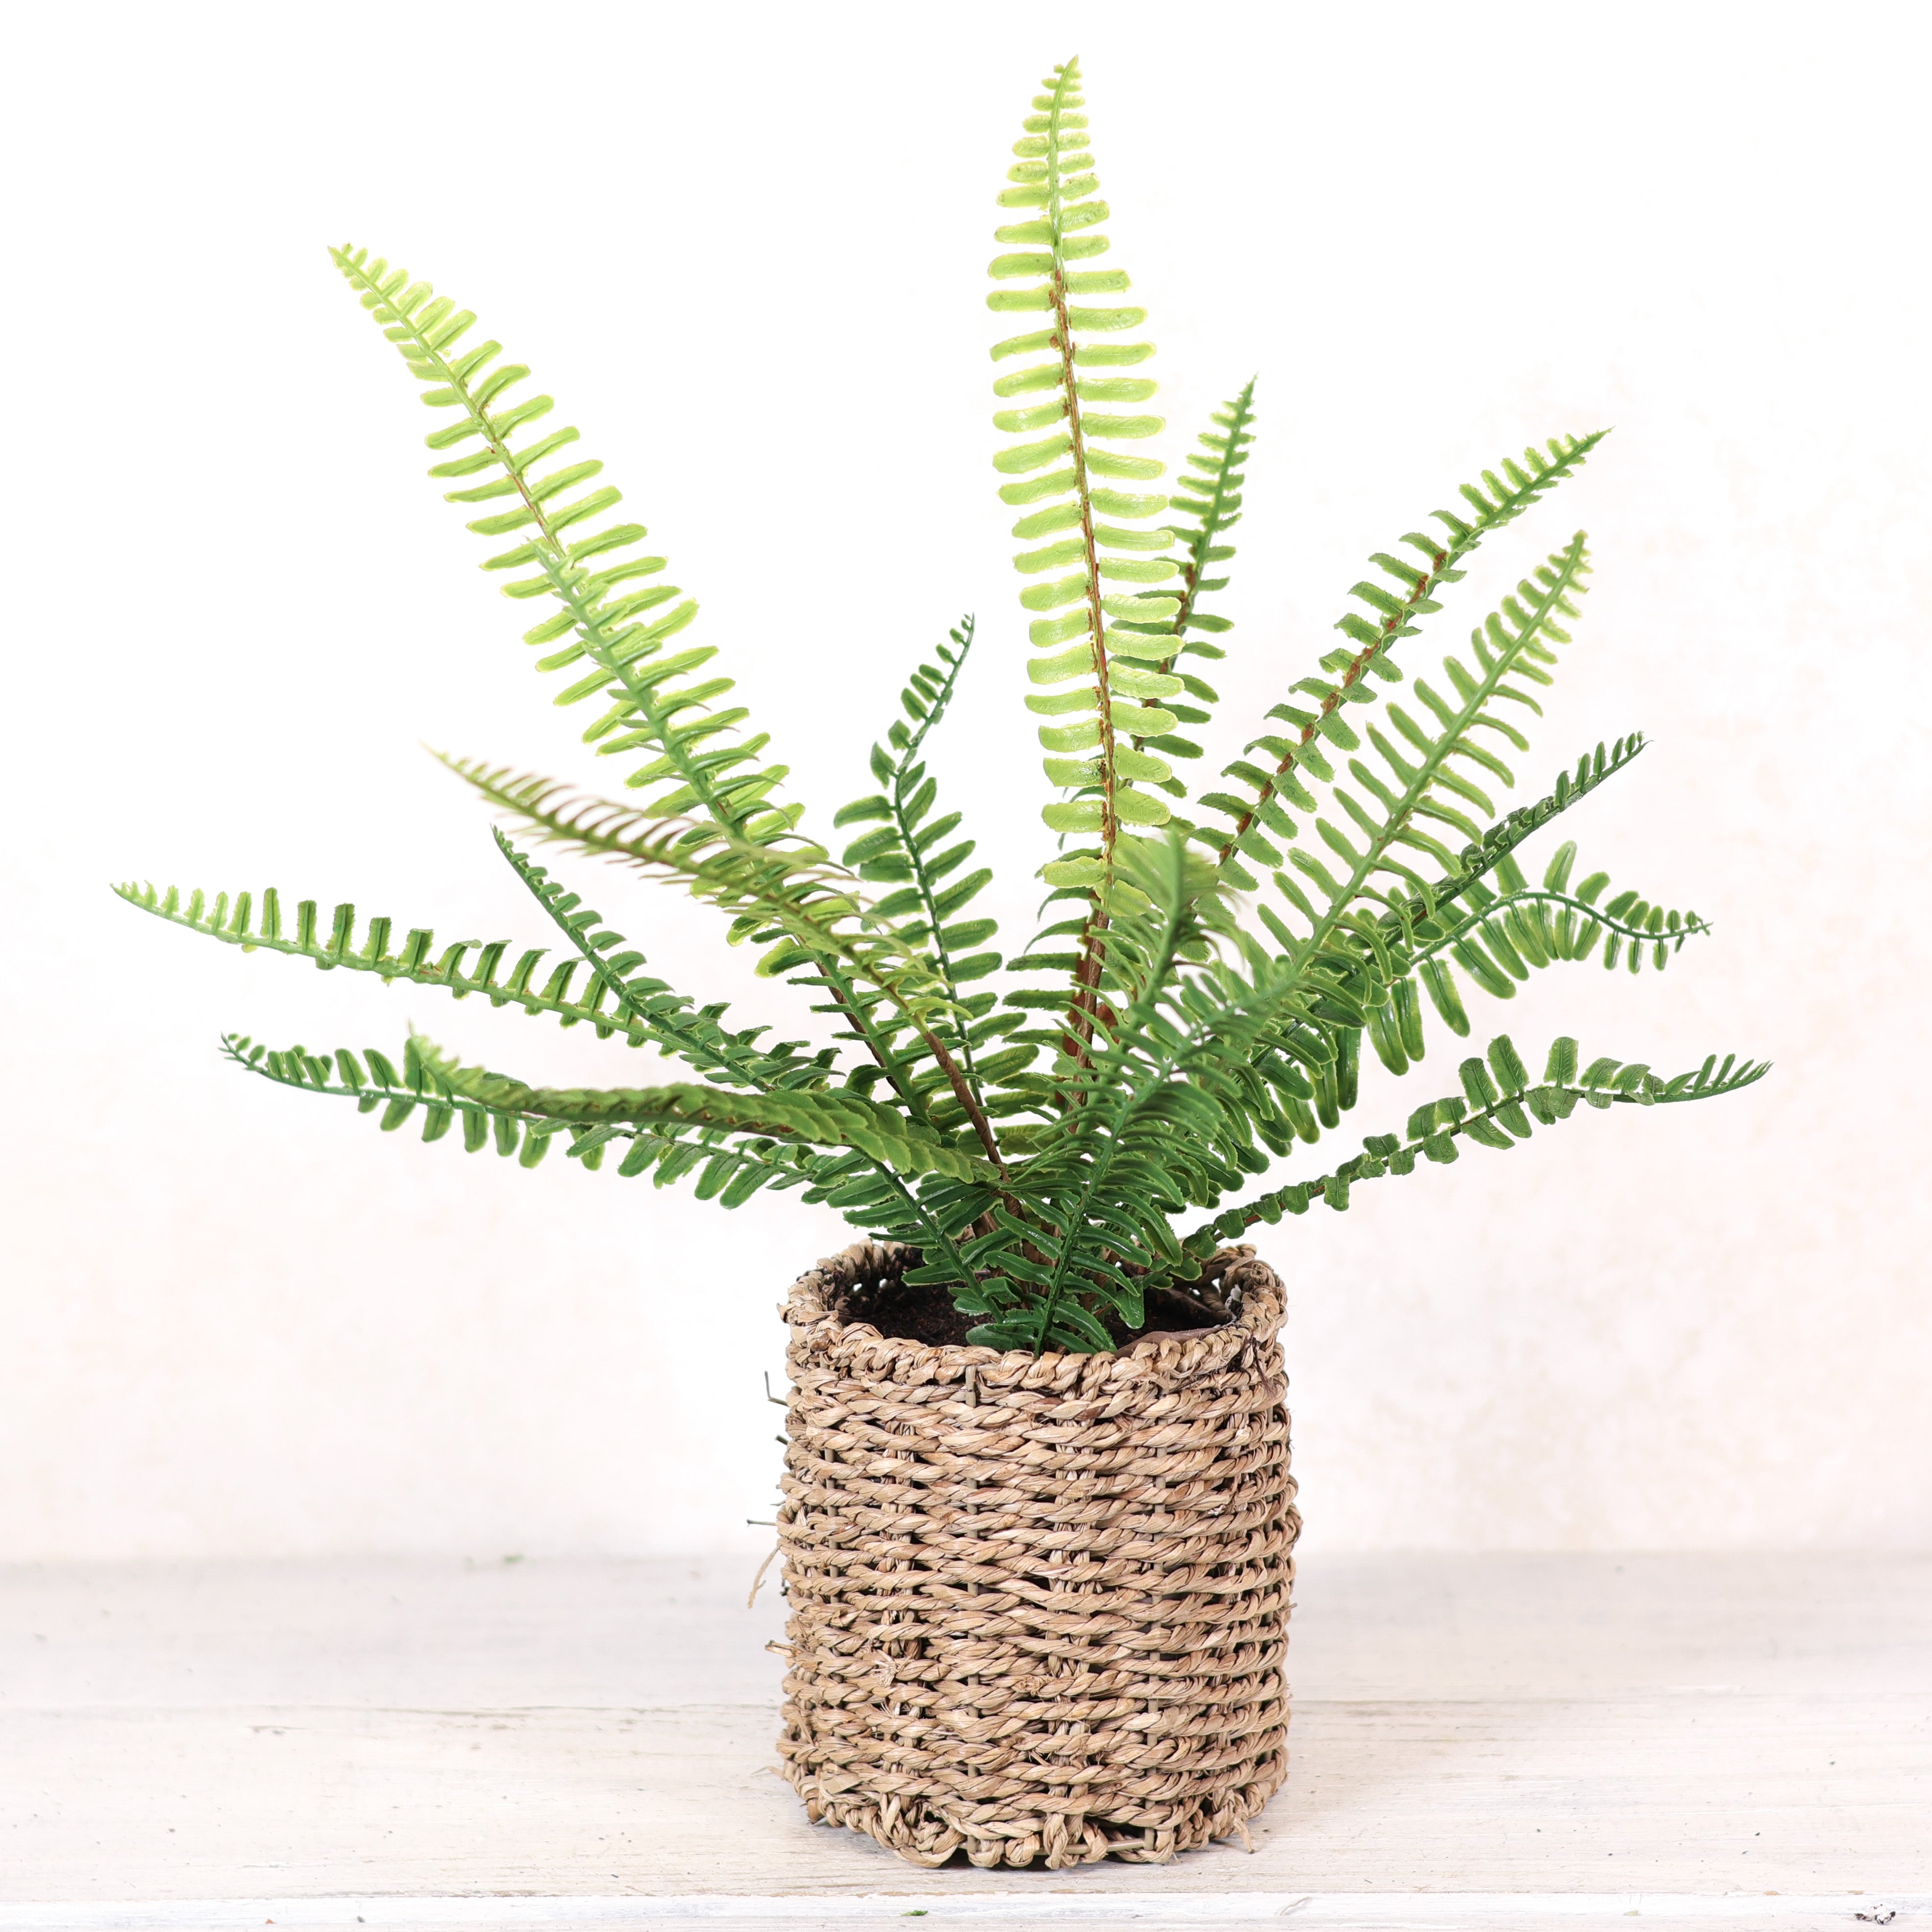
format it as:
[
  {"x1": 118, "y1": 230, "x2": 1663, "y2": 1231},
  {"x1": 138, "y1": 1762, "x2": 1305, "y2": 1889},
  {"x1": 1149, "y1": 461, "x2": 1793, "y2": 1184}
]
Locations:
[{"x1": 774, "y1": 1241, "x2": 1299, "y2": 1869}]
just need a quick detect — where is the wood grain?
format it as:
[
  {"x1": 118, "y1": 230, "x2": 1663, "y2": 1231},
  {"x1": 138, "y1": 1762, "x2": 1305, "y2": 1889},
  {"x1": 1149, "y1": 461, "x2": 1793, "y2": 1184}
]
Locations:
[{"x1": 2, "y1": 1553, "x2": 1926, "y2": 1916}]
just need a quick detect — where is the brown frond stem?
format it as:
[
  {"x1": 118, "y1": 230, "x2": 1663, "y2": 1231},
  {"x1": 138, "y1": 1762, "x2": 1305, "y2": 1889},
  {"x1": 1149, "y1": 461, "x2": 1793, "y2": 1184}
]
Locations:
[
  {"x1": 921, "y1": 1027, "x2": 1007, "y2": 1176},
  {"x1": 1214, "y1": 545, "x2": 1450, "y2": 868},
  {"x1": 1044, "y1": 92, "x2": 1114, "y2": 1066}
]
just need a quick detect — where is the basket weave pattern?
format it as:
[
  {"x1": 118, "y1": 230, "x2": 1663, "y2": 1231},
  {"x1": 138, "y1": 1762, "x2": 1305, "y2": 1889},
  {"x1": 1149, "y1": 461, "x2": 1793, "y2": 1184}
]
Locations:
[{"x1": 775, "y1": 1243, "x2": 1299, "y2": 1869}]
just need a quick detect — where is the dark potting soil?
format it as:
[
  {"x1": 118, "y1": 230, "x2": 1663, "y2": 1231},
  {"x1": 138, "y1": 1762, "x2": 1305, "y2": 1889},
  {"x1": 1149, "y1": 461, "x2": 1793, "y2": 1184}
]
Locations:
[{"x1": 832, "y1": 1250, "x2": 1239, "y2": 1350}]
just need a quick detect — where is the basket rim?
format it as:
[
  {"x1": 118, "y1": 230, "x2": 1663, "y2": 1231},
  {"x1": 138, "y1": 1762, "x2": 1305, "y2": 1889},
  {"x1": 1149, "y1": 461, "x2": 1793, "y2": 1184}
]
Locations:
[{"x1": 783, "y1": 1239, "x2": 1283, "y2": 1377}]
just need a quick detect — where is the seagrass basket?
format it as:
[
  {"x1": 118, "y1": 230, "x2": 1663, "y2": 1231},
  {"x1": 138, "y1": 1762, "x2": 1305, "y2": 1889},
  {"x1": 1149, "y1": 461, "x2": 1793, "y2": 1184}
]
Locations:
[{"x1": 774, "y1": 1241, "x2": 1299, "y2": 1869}]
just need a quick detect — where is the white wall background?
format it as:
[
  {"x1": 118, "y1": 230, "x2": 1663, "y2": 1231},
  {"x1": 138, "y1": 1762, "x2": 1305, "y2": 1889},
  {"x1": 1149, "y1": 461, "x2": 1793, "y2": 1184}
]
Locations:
[{"x1": 4, "y1": 0, "x2": 1927, "y2": 1561}]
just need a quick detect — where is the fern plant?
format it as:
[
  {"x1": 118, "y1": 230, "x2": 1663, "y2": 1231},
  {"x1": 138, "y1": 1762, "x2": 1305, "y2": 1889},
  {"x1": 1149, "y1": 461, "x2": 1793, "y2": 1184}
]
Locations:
[{"x1": 121, "y1": 57, "x2": 1764, "y2": 1354}]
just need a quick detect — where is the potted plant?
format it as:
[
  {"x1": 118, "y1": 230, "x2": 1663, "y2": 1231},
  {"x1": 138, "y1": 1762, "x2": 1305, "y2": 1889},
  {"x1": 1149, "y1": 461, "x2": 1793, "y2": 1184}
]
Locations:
[{"x1": 120, "y1": 56, "x2": 1763, "y2": 1871}]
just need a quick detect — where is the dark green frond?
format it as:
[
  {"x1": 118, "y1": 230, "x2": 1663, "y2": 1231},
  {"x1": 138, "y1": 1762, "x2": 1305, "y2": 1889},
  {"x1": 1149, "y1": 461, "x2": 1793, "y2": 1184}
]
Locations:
[
  {"x1": 1367, "y1": 835, "x2": 1714, "y2": 1073},
  {"x1": 1185, "y1": 1035, "x2": 1769, "y2": 1248},
  {"x1": 831, "y1": 616, "x2": 1019, "y2": 1122},
  {"x1": 489, "y1": 832, "x2": 846, "y2": 1091},
  {"x1": 116, "y1": 877, "x2": 652, "y2": 1043},
  {"x1": 226, "y1": 1030, "x2": 995, "y2": 1185},
  {"x1": 1198, "y1": 433, "x2": 1606, "y2": 881}
]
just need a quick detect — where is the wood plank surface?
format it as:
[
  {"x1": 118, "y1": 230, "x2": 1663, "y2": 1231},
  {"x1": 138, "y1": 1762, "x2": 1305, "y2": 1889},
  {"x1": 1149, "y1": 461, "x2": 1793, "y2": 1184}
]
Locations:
[{"x1": 1, "y1": 1554, "x2": 1926, "y2": 1921}]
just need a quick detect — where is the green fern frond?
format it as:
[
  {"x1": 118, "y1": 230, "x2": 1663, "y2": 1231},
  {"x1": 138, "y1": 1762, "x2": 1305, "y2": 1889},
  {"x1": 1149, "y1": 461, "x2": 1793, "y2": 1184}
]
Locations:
[
  {"x1": 825, "y1": 617, "x2": 1057, "y2": 1151},
  {"x1": 1198, "y1": 433, "x2": 1606, "y2": 882},
  {"x1": 444, "y1": 759, "x2": 944, "y2": 1003},
  {"x1": 1184, "y1": 1034, "x2": 1770, "y2": 1247},
  {"x1": 489, "y1": 832, "x2": 844, "y2": 1091},
  {"x1": 988, "y1": 58, "x2": 1180, "y2": 877},
  {"x1": 116, "y1": 877, "x2": 654, "y2": 1042},
  {"x1": 446, "y1": 758, "x2": 1015, "y2": 1164},
  {"x1": 965, "y1": 834, "x2": 1270, "y2": 1349},
  {"x1": 416, "y1": 1039, "x2": 990, "y2": 1182},
  {"x1": 1371, "y1": 731, "x2": 1650, "y2": 940},
  {"x1": 113, "y1": 866, "x2": 836, "y2": 1096},
  {"x1": 221, "y1": 1029, "x2": 852, "y2": 1204},
  {"x1": 330, "y1": 246, "x2": 794, "y2": 846},
  {"x1": 225, "y1": 1030, "x2": 993, "y2": 1185},
  {"x1": 832, "y1": 622, "x2": 1003, "y2": 1005},
  {"x1": 1264, "y1": 535, "x2": 1593, "y2": 969},
  {"x1": 1366, "y1": 838, "x2": 1714, "y2": 1073},
  {"x1": 1130, "y1": 382, "x2": 1256, "y2": 777}
]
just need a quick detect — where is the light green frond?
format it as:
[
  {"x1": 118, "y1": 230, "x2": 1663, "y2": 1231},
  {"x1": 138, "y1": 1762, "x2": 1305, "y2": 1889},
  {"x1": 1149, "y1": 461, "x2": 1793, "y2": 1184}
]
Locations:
[
  {"x1": 329, "y1": 246, "x2": 795, "y2": 847},
  {"x1": 987, "y1": 58, "x2": 1178, "y2": 870}
]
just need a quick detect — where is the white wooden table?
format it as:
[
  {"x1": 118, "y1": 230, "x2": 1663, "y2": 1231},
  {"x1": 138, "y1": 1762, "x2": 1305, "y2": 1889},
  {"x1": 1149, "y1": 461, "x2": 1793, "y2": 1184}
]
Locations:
[{"x1": 2, "y1": 1554, "x2": 1925, "y2": 1931}]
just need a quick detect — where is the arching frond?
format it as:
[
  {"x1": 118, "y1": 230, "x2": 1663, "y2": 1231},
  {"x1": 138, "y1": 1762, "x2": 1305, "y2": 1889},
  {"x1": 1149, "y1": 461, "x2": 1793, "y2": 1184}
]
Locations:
[
  {"x1": 489, "y1": 833, "x2": 845, "y2": 1091},
  {"x1": 226, "y1": 1031, "x2": 994, "y2": 1185},
  {"x1": 1366, "y1": 837, "x2": 1715, "y2": 1074},
  {"x1": 114, "y1": 864, "x2": 838, "y2": 1095},
  {"x1": 1198, "y1": 434, "x2": 1606, "y2": 884},
  {"x1": 444, "y1": 759, "x2": 952, "y2": 1016},
  {"x1": 331, "y1": 247, "x2": 795, "y2": 845},
  {"x1": 831, "y1": 620, "x2": 1005, "y2": 1047},
  {"x1": 1183, "y1": 1035, "x2": 1770, "y2": 1249},
  {"x1": 1263, "y1": 535, "x2": 1593, "y2": 965},
  {"x1": 448, "y1": 757, "x2": 1014, "y2": 1166},
  {"x1": 118, "y1": 877, "x2": 652, "y2": 1043}
]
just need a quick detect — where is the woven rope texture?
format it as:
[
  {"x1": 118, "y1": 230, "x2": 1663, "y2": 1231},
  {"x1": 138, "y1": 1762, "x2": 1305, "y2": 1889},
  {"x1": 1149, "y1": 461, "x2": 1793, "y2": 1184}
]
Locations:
[{"x1": 775, "y1": 1243, "x2": 1299, "y2": 1868}]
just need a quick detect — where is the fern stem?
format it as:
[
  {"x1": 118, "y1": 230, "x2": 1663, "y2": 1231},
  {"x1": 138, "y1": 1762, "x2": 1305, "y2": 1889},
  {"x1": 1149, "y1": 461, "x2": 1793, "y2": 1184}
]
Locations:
[
  {"x1": 919, "y1": 1029, "x2": 1007, "y2": 1175},
  {"x1": 813, "y1": 965, "x2": 931, "y2": 1123},
  {"x1": 1036, "y1": 62, "x2": 1116, "y2": 1059},
  {"x1": 1213, "y1": 553, "x2": 1444, "y2": 871}
]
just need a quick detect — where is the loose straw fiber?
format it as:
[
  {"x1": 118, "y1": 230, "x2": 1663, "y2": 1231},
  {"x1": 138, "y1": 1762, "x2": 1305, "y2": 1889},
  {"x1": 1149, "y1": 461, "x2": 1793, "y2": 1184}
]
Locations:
[{"x1": 775, "y1": 1243, "x2": 1299, "y2": 1869}]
